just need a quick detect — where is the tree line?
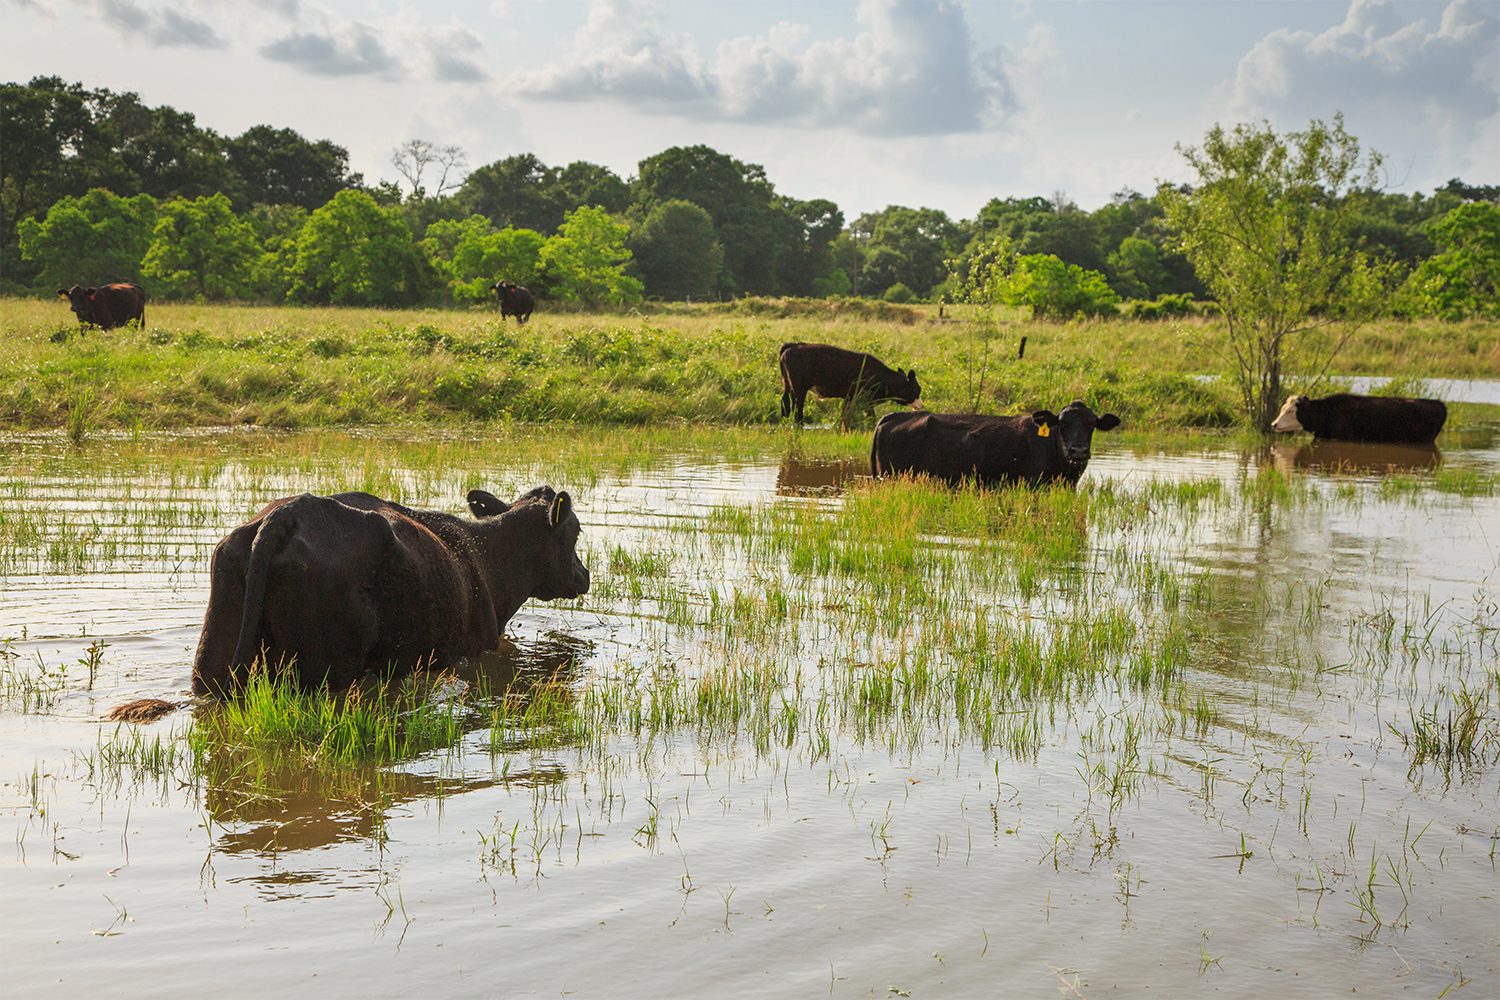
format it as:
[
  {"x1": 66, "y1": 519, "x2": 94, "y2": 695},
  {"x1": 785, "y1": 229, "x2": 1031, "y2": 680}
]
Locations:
[{"x1": 3, "y1": 76, "x2": 1496, "y2": 320}]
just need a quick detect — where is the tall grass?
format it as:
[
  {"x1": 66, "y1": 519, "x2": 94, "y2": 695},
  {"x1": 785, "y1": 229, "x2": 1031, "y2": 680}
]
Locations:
[{"x1": 5, "y1": 297, "x2": 1494, "y2": 433}]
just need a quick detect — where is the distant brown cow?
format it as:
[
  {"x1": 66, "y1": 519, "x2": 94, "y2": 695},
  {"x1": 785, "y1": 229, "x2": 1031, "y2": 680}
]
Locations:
[
  {"x1": 56, "y1": 283, "x2": 146, "y2": 330},
  {"x1": 779, "y1": 342, "x2": 920, "y2": 425},
  {"x1": 489, "y1": 280, "x2": 535, "y2": 324}
]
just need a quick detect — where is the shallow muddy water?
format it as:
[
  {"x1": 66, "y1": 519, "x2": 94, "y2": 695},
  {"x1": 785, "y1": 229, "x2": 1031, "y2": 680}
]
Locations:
[{"x1": 1, "y1": 426, "x2": 1497, "y2": 998}]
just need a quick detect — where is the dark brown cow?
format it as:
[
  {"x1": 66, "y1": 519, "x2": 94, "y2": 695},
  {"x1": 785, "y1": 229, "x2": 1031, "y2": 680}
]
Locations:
[
  {"x1": 191, "y1": 486, "x2": 589, "y2": 695},
  {"x1": 56, "y1": 283, "x2": 146, "y2": 330},
  {"x1": 489, "y1": 280, "x2": 535, "y2": 324},
  {"x1": 779, "y1": 342, "x2": 920, "y2": 425},
  {"x1": 1272, "y1": 393, "x2": 1447, "y2": 443},
  {"x1": 871, "y1": 401, "x2": 1121, "y2": 488}
]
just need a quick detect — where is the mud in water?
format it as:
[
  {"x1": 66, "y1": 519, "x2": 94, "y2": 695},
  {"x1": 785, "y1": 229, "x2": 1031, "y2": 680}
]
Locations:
[{"x1": 1, "y1": 426, "x2": 1497, "y2": 998}]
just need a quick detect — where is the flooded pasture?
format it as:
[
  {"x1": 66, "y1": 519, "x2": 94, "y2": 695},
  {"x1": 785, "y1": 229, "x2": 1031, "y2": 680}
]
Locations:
[{"x1": 1, "y1": 426, "x2": 1497, "y2": 998}]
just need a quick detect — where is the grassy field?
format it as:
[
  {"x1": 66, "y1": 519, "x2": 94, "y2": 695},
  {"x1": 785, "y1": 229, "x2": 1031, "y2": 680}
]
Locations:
[{"x1": 3, "y1": 297, "x2": 1496, "y2": 434}]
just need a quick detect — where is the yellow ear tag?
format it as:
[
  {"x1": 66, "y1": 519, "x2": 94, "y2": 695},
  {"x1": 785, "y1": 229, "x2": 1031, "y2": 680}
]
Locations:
[{"x1": 1037, "y1": 424, "x2": 1050, "y2": 437}]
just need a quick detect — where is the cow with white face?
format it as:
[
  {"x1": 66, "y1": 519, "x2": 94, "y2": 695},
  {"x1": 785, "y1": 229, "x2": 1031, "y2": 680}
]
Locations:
[{"x1": 1272, "y1": 393, "x2": 1446, "y2": 444}]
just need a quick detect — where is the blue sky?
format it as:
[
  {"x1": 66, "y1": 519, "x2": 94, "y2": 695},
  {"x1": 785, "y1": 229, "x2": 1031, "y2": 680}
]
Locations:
[{"x1": 4, "y1": 0, "x2": 1496, "y2": 218}]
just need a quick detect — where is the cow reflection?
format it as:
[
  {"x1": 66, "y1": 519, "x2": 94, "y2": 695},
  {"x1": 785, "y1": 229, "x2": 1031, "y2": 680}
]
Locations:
[
  {"x1": 1271, "y1": 440, "x2": 1441, "y2": 475},
  {"x1": 776, "y1": 456, "x2": 868, "y2": 496},
  {"x1": 201, "y1": 631, "x2": 592, "y2": 858}
]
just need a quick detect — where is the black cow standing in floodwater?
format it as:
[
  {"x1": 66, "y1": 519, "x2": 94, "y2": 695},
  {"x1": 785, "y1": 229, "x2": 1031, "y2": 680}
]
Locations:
[
  {"x1": 489, "y1": 280, "x2": 535, "y2": 324},
  {"x1": 191, "y1": 487, "x2": 589, "y2": 695},
  {"x1": 871, "y1": 401, "x2": 1121, "y2": 487},
  {"x1": 1272, "y1": 393, "x2": 1447, "y2": 444},
  {"x1": 56, "y1": 283, "x2": 146, "y2": 330},
  {"x1": 779, "y1": 342, "x2": 920, "y2": 425}
]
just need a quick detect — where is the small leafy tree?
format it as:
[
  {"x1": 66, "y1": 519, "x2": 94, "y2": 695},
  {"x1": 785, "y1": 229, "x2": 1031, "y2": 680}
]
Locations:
[
  {"x1": 422, "y1": 215, "x2": 546, "y2": 305},
  {"x1": 1159, "y1": 115, "x2": 1387, "y2": 431},
  {"x1": 1400, "y1": 202, "x2": 1500, "y2": 319},
  {"x1": 539, "y1": 206, "x2": 642, "y2": 307},
  {"x1": 142, "y1": 193, "x2": 261, "y2": 299},
  {"x1": 287, "y1": 190, "x2": 437, "y2": 306},
  {"x1": 628, "y1": 199, "x2": 722, "y2": 300},
  {"x1": 995, "y1": 254, "x2": 1119, "y2": 321},
  {"x1": 17, "y1": 188, "x2": 158, "y2": 287}
]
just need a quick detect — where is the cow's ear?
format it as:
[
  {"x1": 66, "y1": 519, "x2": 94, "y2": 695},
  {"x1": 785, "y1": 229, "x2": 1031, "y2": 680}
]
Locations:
[
  {"x1": 56, "y1": 289, "x2": 68, "y2": 298},
  {"x1": 1096, "y1": 414, "x2": 1121, "y2": 432},
  {"x1": 549, "y1": 491, "x2": 572, "y2": 528},
  {"x1": 1031, "y1": 409, "x2": 1059, "y2": 427},
  {"x1": 467, "y1": 489, "x2": 509, "y2": 518}
]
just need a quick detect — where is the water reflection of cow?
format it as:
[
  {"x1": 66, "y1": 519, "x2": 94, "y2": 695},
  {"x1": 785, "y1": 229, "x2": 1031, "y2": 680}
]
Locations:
[
  {"x1": 1270, "y1": 440, "x2": 1442, "y2": 475},
  {"x1": 776, "y1": 456, "x2": 868, "y2": 496},
  {"x1": 202, "y1": 633, "x2": 591, "y2": 859}
]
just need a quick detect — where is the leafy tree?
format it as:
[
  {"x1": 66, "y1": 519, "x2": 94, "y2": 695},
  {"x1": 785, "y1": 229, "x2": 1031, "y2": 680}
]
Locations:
[
  {"x1": 1160, "y1": 115, "x2": 1387, "y2": 432},
  {"x1": 17, "y1": 188, "x2": 158, "y2": 287},
  {"x1": 109, "y1": 99, "x2": 235, "y2": 201},
  {"x1": 628, "y1": 199, "x2": 722, "y2": 300},
  {"x1": 854, "y1": 206, "x2": 963, "y2": 298},
  {"x1": 226, "y1": 125, "x2": 361, "y2": 211},
  {"x1": 457, "y1": 154, "x2": 563, "y2": 234},
  {"x1": 635, "y1": 145, "x2": 788, "y2": 296},
  {"x1": 1401, "y1": 202, "x2": 1500, "y2": 319},
  {"x1": 286, "y1": 190, "x2": 437, "y2": 306},
  {"x1": 422, "y1": 215, "x2": 546, "y2": 305},
  {"x1": 1, "y1": 77, "x2": 136, "y2": 284},
  {"x1": 1107, "y1": 237, "x2": 1167, "y2": 301},
  {"x1": 810, "y1": 268, "x2": 851, "y2": 298},
  {"x1": 539, "y1": 206, "x2": 642, "y2": 306},
  {"x1": 554, "y1": 161, "x2": 632, "y2": 216},
  {"x1": 141, "y1": 193, "x2": 261, "y2": 300},
  {"x1": 993, "y1": 254, "x2": 1119, "y2": 320},
  {"x1": 245, "y1": 203, "x2": 307, "y2": 302}
]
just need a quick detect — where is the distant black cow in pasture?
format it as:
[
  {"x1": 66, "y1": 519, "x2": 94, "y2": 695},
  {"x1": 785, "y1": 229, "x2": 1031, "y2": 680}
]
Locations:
[
  {"x1": 489, "y1": 280, "x2": 535, "y2": 324},
  {"x1": 871, "y1": 401, "x2": 1121, "y2": 488},
  {"x1": 191, "y1": 486, "x2": 590, "y2": 695},
  {"x1": 779, "y1": 342, "x2": 920, "y2": 426},
  {"x1": 56, "y1": 283, "x2": 146, "y2": 330},
  {"x1": 1271, "y1": 393, "x2": 1446, "y2": 444}
]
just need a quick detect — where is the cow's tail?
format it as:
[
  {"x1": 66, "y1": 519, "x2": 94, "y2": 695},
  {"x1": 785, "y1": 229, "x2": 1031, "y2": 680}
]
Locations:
[
  {"x1": 229, "y1": 504, "x2": 299, "y2": 673},
  {"x1": 870, "y1": 424, "x2": 882, "y2": 479}
]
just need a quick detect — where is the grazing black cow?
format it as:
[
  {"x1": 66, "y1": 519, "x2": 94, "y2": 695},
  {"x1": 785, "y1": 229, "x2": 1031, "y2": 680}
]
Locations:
[
  {"x1": 871, "y1": 401, "x2": 1121, "y2": 487},
  {"x1": 489, "y1": 280, "x2": 535, "y2": 324},
  {"x1": 56, "y1": 283, "x2": 146, "y2": 330},
  {"x1": 779, "y1": 342, "x2": 920, "y2": 425},
  {"x1": 191, "y1": 487, "x2": 590, "y2": 695},
  {"x1": 1271, "y1": 393, "x2": 1446, "y2": 443}
]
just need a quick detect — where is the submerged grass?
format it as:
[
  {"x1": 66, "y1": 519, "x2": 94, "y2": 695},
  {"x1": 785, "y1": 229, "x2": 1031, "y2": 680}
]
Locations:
[{"x1": 187, "y1": 666, "x2": 467, "y2": 768}]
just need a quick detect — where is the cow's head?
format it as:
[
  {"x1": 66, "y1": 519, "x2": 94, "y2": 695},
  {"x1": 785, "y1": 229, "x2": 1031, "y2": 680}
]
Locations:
[
  {"x1": 1271, "y1": 395, "x2": 1307, "y2": 433},
  {"x1": 468, "y1": 486, "x2": 590, "y2": 602},
  {"x1": 1031, "y1": 400, "x2": 1121, "y2": 465},
  {"x1": 898, "y1": 369, "x2": 921, "y2": 406},
  {"x1": 56, "y1": 285, "x2": 93, "y2": 320}
]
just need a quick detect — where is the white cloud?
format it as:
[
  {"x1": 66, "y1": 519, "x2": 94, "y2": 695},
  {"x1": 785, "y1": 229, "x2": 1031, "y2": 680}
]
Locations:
[
  {"x1": 1228, "y1": 0, "x2": 1499, "y2": 162},
  {"x1": 512, "y1": 0, "x2": 1023, "y2": 137},
  {"x1": 88, "y1": 0, "x2": 225, "y2": 48},
  {"x1": 256, "y1": 6, "x2": 491, "y2": 82}
]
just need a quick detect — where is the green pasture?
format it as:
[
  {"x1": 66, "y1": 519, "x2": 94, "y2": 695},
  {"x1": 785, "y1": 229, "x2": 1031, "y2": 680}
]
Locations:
[{"x1": 2, "y1": 298, "x2": 1496, "y2": 435}]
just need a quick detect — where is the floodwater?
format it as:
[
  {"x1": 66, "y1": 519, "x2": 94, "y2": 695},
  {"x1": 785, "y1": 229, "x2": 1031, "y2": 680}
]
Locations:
[{"x1": 1, "y1": 426, "x2": 1497, "y2": 998}]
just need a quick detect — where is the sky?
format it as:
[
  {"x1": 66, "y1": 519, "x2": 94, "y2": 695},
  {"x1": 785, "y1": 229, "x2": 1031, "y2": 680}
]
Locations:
[{"x1": 3, "y1": 0, "x2": 1497, "y2": 219}]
